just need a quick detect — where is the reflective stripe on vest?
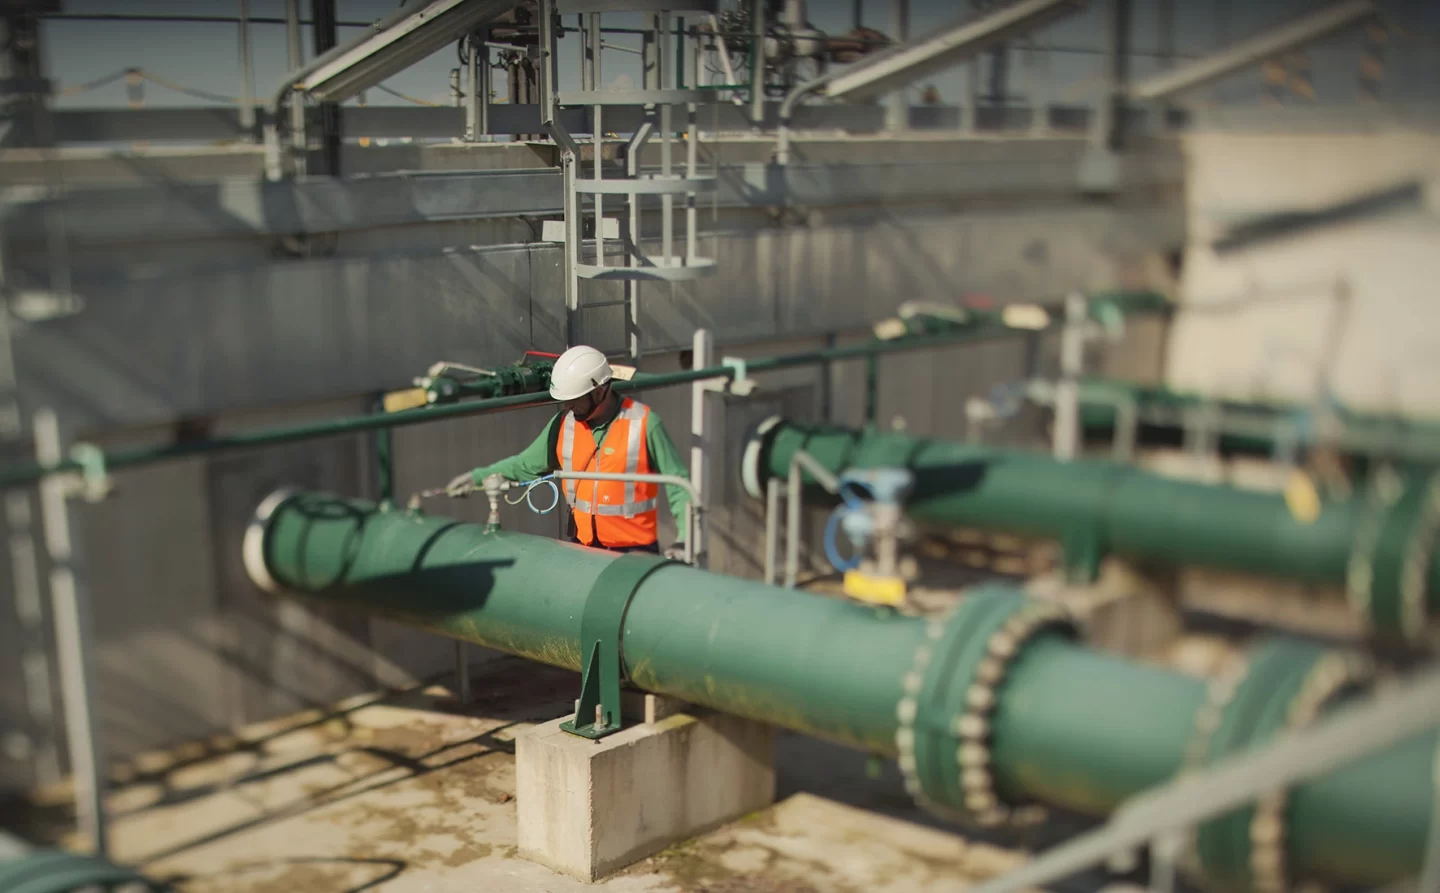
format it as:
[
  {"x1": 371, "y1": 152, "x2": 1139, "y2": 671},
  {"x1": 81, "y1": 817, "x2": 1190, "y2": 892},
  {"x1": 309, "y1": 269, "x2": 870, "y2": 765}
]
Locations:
[{"x1": 556, "y1": 399, "x2": 660, "y2": 547}]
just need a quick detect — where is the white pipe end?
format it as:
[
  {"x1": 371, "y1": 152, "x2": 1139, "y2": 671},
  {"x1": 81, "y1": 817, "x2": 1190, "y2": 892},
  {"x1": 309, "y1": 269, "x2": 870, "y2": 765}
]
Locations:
[
  {"x1": 243, "y1": 487, "x2": 298, "y2": 595},
  {"x1": 741, "y1": 415, "x2": 784, "y2": 501}
]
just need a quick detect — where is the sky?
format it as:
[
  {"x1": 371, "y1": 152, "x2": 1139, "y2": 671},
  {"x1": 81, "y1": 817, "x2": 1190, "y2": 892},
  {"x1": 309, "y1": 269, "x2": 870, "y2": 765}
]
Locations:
[{"x1": 34, "y1": 0, "x2": 1440, "y2": 114}]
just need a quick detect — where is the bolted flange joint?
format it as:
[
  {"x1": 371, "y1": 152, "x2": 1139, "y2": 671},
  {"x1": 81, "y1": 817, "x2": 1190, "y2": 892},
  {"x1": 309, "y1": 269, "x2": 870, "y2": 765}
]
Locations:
[{"x1": 895, "y1": 586, "x2": 1078, "y2": 828}]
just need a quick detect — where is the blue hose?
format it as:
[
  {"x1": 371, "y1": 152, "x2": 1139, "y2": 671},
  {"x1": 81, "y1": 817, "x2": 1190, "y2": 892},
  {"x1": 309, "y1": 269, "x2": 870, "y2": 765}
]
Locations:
[
  {"x1": 824, "y1": 506, "x2": 862, "y2": 572},
  {"x1": 506, "y1": 476, "x2": 561, "y2": 514}
]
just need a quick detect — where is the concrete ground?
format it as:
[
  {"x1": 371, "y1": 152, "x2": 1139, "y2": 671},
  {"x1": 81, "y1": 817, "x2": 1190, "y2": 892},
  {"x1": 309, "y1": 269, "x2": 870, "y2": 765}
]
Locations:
[{"x1": 15, "y1": 656, "x2": 1048, "y2": 893}]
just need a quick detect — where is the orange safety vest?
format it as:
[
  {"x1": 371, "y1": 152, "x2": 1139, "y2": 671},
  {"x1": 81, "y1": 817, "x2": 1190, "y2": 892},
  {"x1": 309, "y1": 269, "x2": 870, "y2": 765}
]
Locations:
[{"x1": 555, "y1": 398, "x2": 660, "y2": 548}]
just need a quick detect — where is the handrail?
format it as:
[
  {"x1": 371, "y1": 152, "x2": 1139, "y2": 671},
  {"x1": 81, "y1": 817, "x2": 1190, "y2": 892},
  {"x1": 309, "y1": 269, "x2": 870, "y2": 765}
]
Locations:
[
  {"x1": 963, "y1": 665, "x2": 1440, "y2": 893},
  {"x1": 550, "y1": 470, "x2": 699, "y2": 564},
  {"x1": 0, "y1": 291, "x2": 1169, "y2": 491}
]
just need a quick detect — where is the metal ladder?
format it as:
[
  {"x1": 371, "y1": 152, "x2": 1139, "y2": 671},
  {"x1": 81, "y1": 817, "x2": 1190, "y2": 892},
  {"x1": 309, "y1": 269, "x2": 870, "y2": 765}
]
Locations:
[{"x1": 539, "y1": 0, "x2": 719, "y2": 361}]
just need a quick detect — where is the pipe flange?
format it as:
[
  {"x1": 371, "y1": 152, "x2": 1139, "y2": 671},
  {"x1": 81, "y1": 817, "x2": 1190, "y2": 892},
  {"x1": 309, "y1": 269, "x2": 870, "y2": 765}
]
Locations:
[
  {"x1": 1248, "y1": 651, "x2": 1374, "y2": 893},
  {"x1": 1188, "y1": 638, "x2": 1374, "y2": 892},
  {"x1": 953, "y1": 599, "x2": 1075, "y2": 827},
  {"x1": 1346, "y1": 464, "x2": 1404, "y2": 636},
  {"x1": 1397, "y1": 470, "x2": 1440, "y2": 642},
  {"x1": 897, "y1": 587, "x2": 1077, "y2": 828}
]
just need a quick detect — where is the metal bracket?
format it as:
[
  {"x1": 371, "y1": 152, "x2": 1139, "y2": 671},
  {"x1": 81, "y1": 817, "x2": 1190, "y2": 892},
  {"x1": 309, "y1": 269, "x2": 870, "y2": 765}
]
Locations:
[
  {"x1": 66, "y1": 443, "x2": 112, "y2": 503},
  {"x1": 1062, "y1": 523, "x2": 1104, "y2": 584},
  {"x1": 703, "y1": 357, "x2": 756, "y2": 397},
  {"x1": 561, "y1": 552, "x2": 675, "y2": 739}
]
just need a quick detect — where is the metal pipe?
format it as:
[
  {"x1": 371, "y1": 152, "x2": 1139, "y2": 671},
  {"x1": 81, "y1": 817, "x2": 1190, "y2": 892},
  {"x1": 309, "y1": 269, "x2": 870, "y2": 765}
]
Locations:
[
  {"x1": 0, "y1": 292, "x2": 1169, "y2": 491},
  {"x1": 284, "y1": 0, "x2": 306, "y2": 175},
  {"x1": 764, "y1": 476, "x2": 780, "y2": 585},
  {"x1": 690, "y1": 329, "x2": 712, "y2": 567},
  {"x1": 35, "y1": 411, "x2": 108, "y2": 857},
  {"x1": 1130, "y1": 0, "x2": 1376, "y2": 102},
  {"x1": 1067, "y1": 377, "x2": 1440, "y2": 464},
  {"x1": 885, "y1": 0, "x2": 909, "y2": 131},
  {"x1": 784, "y1": 450, "x2": 840, "y2": 588},
  {"x1": 742, "y1": 418, "x2": 1440, "y2": 640},
  {"x1": 245, "y1": 491, "x2": 1436, "y2": 887},
  {"x1": 750, "y1": 0, "x2": 766, "y2": 125},
  {"x1": 237, "y1": 0, "x2": 256, "y2": 137}
]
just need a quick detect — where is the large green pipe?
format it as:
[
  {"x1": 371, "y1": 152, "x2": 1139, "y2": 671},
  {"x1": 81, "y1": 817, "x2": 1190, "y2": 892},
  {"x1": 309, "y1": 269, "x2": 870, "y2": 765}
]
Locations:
[
  {"x1": 1072, "y1": 377, "x2": 1440, "y2": 464},
  {"x1": 742, "y1": 418, "x2": 1440, "y2": 640},
  {"x1": 245, "y1": 490, "x2": 1434, "y2": 888}
]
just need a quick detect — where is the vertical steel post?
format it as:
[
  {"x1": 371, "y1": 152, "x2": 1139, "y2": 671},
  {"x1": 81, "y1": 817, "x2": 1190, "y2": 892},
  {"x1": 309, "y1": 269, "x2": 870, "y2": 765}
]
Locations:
[
  {"x1": 685, "y1": 102, "x2": 698, "y2": 263},
  {"x1": 34, "y1": 410, "x2": 108, "y2": 857},
  {"x1": 689, "y1": 329, "x2": 713, "y2": 568},
  {"x1": 455, "y1": 642, "x2": 471, "y2": 705},
  {"x1": 659, "y1": 14, "x2": 674, "y2": 267},
  {"x1": 864, "y1": 354, "x2": 879, "y2": 429},
  {"x1": 311, "y1": 0, "x2": 341, "y2": 175},
  {"x1": 539, "y1": 0, "x2": 557, "y2": 126},
  {"x1": 285, "y1": 0, "x2": 306, "y2": 175},
  {"x1": 1158, "y1": 0, "x2": 1175, "y2": 68},
  {"x1": 1053, "y1": 292, "x2": 1086, "y2": 460},
  {"x1": 237, "y1": 0, "x2": 256, "y2": 138},
  {"x1": 764, "y1": 477, "x2": 780, "y2": 585},
  {"x1": 590, "y1": 15, "x2": 604, "y2": 270},
  {"x1": 963, "y1": 58, "x2": 980, "y2": 132},
  {"x1": 785, "y1": 458, "x2": 802, "y2": 588},
  {"x1": 886, "y1": 0, "x2": 910, "y2": 130},
  {"x1": 750, "y1": 0, "x2": 766, "y2": 125},
  {"x1": 478, "y1": 42, "x2": 491, "y2": 139},
  {"x1": 373, "y1": 396, "x2": 394, "y2": 505},
  {"x1": 1093, "y1": 0, "x2": 1131, "y2": 151},
  {"x1": 465, "y1": 35, "x2": 480, "y2": 140}
]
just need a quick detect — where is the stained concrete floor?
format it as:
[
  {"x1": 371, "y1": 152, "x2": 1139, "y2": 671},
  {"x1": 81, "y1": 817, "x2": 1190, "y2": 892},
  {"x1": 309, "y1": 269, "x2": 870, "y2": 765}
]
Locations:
[{"x1": 17, "y1": 656, "x2": 1055, "y2": 893}]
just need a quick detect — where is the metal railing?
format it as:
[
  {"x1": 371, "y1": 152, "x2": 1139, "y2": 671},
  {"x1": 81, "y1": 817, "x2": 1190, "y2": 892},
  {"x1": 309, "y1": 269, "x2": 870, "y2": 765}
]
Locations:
[
  {"x1": 964, "y1": 665, "x2": 1440, "y2": 893},
  {"x1": 763, "y1": 449, "x2": 841, "y2": 588}
]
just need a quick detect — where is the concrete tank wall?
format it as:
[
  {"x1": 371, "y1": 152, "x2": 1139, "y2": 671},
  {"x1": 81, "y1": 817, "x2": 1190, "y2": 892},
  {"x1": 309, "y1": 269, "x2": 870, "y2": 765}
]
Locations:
[{"x1": 1167, "y1": 130, "x2": 1440, "y2": 415}]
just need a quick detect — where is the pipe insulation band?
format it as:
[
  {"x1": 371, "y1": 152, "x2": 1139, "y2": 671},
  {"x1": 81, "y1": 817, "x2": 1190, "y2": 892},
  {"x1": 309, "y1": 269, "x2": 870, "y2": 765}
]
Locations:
[
  {"x1": 244, "y1": 490, "x2": 1438, "y2": 888},
  {"x1": 741, "y1": 418, "x2": 1440, "y2": 641},
  {"x1": 1184, "y1": 639, "x2": 1375, "y2": 892}
]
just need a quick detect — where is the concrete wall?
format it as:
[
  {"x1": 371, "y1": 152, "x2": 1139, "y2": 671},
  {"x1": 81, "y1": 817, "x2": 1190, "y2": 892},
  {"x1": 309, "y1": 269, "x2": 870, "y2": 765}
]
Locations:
[
  {"x1": 0, "y1": 139, "x2": 1181, "y2": 798},
  {"x1": 1167, "y1": 130, "x2": 1440, "y2": 415}
]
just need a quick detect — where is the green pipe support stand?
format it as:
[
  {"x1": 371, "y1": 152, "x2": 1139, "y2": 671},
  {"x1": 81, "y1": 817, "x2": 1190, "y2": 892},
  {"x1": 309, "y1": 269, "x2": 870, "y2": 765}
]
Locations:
[{"x1": 561, "y1": 552, "x2": 676, "y2": 739}]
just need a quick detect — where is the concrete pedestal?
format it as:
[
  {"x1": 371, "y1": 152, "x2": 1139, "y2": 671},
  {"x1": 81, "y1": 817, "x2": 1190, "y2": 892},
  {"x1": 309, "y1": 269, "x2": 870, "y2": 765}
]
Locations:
[{"x1": 516, "y1": 702, "x2": 776, "y2": 882}]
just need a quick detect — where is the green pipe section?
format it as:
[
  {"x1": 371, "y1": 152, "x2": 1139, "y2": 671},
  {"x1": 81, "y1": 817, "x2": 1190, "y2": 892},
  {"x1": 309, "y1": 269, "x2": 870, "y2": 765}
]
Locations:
[
  {"x1": 743, "y1": 418, "x2": 1440, "y2": 639},
  {"x1": 246, "y1": 490, "x2": 1434, "y2": 888},
  {"x1": 0, "y1": 290, "x2": 1168, "y2": 490},
  {"x1": 1075, "y1": 377, "x2": 1440, "y2": 464}
]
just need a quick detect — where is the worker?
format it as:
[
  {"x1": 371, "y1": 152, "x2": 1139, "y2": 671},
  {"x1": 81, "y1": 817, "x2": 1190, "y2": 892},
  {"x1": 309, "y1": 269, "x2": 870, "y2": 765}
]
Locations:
[{"x1": 447, "y1": 345, "x2": 691, "y2": 559}]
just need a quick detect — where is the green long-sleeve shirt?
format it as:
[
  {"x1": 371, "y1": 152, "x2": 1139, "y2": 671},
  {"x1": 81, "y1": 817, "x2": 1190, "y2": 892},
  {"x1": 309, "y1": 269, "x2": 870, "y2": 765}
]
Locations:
[{"x1": 469, "y1": 408, "x2": 692, "y2": 541}]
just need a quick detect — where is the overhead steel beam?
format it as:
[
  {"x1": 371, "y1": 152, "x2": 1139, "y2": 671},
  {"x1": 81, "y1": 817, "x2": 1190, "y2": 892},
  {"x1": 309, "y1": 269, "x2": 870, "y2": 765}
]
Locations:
[
  {"x1": 291, "y1": 0, "x2": 520, "y2": 104},
  {"x1": 1129, "y1": 0, "x2": 1376, "y2": 102},
  {"x1": 821, "y1": 0, "x2": 1088, "y2": 103}
]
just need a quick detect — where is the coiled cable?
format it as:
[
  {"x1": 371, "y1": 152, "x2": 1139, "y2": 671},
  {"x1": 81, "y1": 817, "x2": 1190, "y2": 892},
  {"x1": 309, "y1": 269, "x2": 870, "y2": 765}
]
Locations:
[{"x1": 505, "y1": 475, "x2": 560, "y2": 515}]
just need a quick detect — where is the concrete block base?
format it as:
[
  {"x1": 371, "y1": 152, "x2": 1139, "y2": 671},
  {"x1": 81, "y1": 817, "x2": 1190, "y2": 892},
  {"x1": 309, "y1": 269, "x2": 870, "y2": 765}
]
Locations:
[{"x1": 516, "y1": 704, "x2": 776, "y2": 882}]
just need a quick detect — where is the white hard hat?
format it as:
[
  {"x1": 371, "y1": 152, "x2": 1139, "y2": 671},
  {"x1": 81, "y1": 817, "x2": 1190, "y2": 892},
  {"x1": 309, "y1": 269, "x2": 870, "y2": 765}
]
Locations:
[{"x1": 549, "y1": 345, "x2": 613, "y2": 401}]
